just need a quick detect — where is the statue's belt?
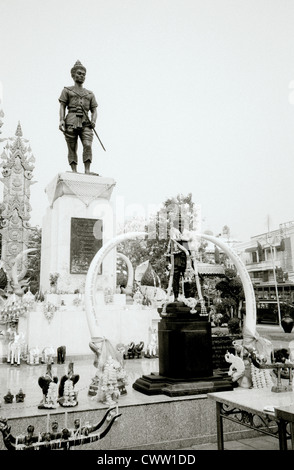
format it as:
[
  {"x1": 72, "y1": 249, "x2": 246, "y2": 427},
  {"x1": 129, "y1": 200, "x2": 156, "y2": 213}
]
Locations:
[
  {"x1": 66, "y1": 109, "x2": 92, "y2": 130},
  {"x1": 68, "y1": 109, "x2": 88, "y2": 117}
]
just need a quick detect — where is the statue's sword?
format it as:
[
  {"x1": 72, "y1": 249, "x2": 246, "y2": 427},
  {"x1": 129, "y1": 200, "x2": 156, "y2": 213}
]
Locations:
[{"x1": 80, "y1": 103, "x2": 106, "y2": 152}]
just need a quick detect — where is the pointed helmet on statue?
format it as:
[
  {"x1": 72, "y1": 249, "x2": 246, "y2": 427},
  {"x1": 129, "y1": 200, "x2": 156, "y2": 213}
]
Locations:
[{"x1": 71, "y1": 60, "x2": 87, "y2": 76}]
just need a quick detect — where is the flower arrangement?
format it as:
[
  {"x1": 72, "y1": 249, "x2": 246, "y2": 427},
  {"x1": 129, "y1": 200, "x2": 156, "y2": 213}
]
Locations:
[
  {"x1": 0, "y1": 301, "x2": 29, "y2": 324},
  {"x1": 91, "y1": 339, "x2": 128, "y2": 404},
  {"x1": 59, "y1": 379, "x2": 78, "y2": 407},
  {"x1": 97, "y1": 356, "x2": 121, "y2": 406},
  {"x1": 42, "y1": 381, "x2": 58, "y2": 408},
  {"x1": 49, "y1": 273, "x2": 59, "y2": 286},
  {"x1": 73, "y1": 297, "x2": 82, "y2": 307},
  {"x1": 49, "y1": 273, "x2": 59, "y2": 294},
  {"x1": 211, "y1": 312, "x2": 223, "y2": 326}
]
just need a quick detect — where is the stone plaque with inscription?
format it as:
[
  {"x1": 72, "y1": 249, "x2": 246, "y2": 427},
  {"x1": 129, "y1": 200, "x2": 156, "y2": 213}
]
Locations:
[{"x1": 70, "y1": 218, "x2": 102, "y2": 274}]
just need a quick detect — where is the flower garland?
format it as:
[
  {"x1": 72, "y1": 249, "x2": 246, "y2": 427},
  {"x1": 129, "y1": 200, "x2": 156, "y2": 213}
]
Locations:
[
  {"x1": 42, "y1": 381, "x2": 58, "y2": 408},
  {"x1": 73, "y1": 297, "x2": 82, "y2": 307},
  {"x1": 42, "y1": 302, "x2": 57, "y2": 323},
  {"x1": 98, "y1": 357, "x2": 121, "y2": 406},
  {"x1": 59, "y1": 379, "x2": 78, "y2": 407},
  {"x1": 49, "y1": 272, "x2": 59, "y2": 286}
]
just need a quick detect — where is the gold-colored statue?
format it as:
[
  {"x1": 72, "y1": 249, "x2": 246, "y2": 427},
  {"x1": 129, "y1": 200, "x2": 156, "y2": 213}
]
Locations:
[{"x1": 59, "y1": 60, "x2": 98, "y2": 174}]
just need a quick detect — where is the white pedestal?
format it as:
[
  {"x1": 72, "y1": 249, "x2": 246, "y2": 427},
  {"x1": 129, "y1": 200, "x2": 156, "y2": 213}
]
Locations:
[
  {"x1": 24, "y1": 304, "x2": 161, "y2": 356},
  {"x1": 40, "y1": 172, "x2": 116, "y2": 294}
]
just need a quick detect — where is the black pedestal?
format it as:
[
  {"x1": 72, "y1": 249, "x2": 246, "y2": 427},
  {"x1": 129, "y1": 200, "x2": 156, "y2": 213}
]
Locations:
[
  {"x1": 132, "y1": 372, "x2": 233, "y2": 396},
  {"x1": 158, "y1": 317, "x2": 213, "y2": 379},
  {"x1": 133, "y1": 303, "x2": 233, "y2": 396}
]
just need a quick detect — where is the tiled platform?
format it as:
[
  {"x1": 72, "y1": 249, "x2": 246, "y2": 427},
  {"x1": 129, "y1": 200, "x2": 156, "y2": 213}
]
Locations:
[
  {"x1": 0, "y1": 356, "x2": 161, "y2": 418},
  {"x1": 0, "y1": 355, "x2": 259, "y2": 451}
]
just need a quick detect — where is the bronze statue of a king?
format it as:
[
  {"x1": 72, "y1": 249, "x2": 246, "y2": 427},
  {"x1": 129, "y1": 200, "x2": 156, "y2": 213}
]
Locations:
[{"x1": 59, "y1": 60, "x2": 98, "y2": 174}]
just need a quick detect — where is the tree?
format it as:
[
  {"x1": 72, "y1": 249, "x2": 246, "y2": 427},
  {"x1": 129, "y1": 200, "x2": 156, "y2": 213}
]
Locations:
[
  {"x1": 116, "y1": 216, "x2": 168, "y2": 289},
  {"x1": 116, "y1": 193, "x2": 205, "y2": 290},
  {"x1": 215, "y1": 268, "x2": 244, "y2": 318}
]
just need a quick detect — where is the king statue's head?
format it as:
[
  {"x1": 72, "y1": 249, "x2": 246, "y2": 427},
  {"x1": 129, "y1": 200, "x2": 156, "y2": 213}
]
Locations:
[{"x1": 71, "y1": 60, "x2": 87, "y2": 79}]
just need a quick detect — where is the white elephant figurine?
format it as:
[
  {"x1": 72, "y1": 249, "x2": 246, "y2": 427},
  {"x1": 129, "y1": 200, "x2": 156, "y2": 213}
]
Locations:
[
  {"x1": 41, "y1": 346, "x2": 55, "y2": 364},
  {"x1": 145, "y1": 328, "x2": 158, "y2": 358},
  {"x1": 27, "y1": 346, "x2": 40, "y2": 365},
  {"x1": 225, "y1": 351, "x2": 252, "y2": 388},
  {"x1": 7, "y1": 332, "x2": 25, "y2": 366}
]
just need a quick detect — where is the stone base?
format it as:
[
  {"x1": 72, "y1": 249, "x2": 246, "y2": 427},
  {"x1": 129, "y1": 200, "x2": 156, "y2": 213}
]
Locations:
[
  {"x1": 40, "y1": 172, "x2": 116, "y2": 293},
  {"x1": 133, "y1": 371, "x2": 233, "y2": 396}
]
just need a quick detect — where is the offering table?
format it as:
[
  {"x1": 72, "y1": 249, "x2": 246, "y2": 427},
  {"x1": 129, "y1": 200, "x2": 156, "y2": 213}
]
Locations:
[{"x1": 208, "y1": 388, "x2": 294, "y2": 450}]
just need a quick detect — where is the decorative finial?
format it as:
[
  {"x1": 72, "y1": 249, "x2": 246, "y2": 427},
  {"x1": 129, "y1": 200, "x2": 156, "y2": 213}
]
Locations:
[{"x1": 15, "y1": 121, "x2": 23, "y2": 137}]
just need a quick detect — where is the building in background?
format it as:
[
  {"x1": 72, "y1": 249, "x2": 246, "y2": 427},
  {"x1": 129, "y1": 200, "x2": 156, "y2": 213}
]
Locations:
[{"x1": 234, "y1": 221, "x2": 294, "y2": 324}]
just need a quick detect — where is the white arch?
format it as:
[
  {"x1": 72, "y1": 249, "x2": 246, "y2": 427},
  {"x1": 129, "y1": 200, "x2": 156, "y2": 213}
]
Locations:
[
  {"x1": 84, "y1": 231, "x2": 256, "y2": 340},
  {"x1": 85, "y1": 232, "x2": 146, "y2": 339},
  {"x1": 194, "y1": 233, "x2": 256, "y2": 337}
]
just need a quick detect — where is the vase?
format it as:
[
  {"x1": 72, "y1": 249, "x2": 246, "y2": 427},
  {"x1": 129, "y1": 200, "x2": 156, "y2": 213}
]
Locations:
[{"x1": 281, "y1": 313, "x2": 294, "y2": 333}]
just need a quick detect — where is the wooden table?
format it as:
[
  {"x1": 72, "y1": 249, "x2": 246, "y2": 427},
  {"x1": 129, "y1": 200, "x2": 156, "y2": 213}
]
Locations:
[{"x1": 208, "y1": 388, "x2": 294, "y2": 450}]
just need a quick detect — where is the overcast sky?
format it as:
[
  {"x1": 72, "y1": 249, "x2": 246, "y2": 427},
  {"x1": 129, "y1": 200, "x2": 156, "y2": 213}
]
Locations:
[{"x1": 1, "y1": 0, "x2": 294, "y2": 241}]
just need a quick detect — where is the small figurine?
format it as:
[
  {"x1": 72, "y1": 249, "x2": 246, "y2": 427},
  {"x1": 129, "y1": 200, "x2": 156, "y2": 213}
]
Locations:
[
  {"x1": 124, "y1": 342, "x2": 135, "y2": 359},
  {"x1": 88, "y1": 376, "x2": 99, "y2": 396},
  {"x1": 23, "y1": 425, "x2": 39, "y2": 447},
  {"x1": 48, "y1": 421, "x2": 62, "y2": 441},
  {"x1": 145, "y1": 328, "x2": 158, "y2": 358},
  {"x1": 225, "y1": 352, "x2": 246, "y2": 383},
  {"x1": 134, "y1": 341, "x2": 144, "y2": 359},
  {"x1": 16, "y1": 388, "x2": 25, "y2": 403},
  {"x1": 4, "y1": 390, "x2": 14, "y2": 404},
  {"x1": 27, "y1": 346, "x2": 40, "y2": 365},
  {"x1": 116, "y1": 343, "x2": 126, "y2": 362},
  {"x1": 57, "y1": 345, "x2": 66, "y2": 364},
  {"x1": 41, "y1": 346, "x2": 55, "y2": 364},
  {"x1": 7, "y1": 329, "x2": 25, "y2": 366},
  {"x1": 38, "y1": 363, "x2": 58, "y2": 409},
  {"x1": 58, "y1": 362, "x2": 80, "y2": 407}
]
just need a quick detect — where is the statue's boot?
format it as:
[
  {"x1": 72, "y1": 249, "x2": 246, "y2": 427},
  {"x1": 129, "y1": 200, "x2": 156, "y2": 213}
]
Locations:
[
  {"x1": 84, "y1": 161, "x2": 91, "y2": 174},
  {"x1": 71, "y1": 163, "x2": 77, "y2": 173}
]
